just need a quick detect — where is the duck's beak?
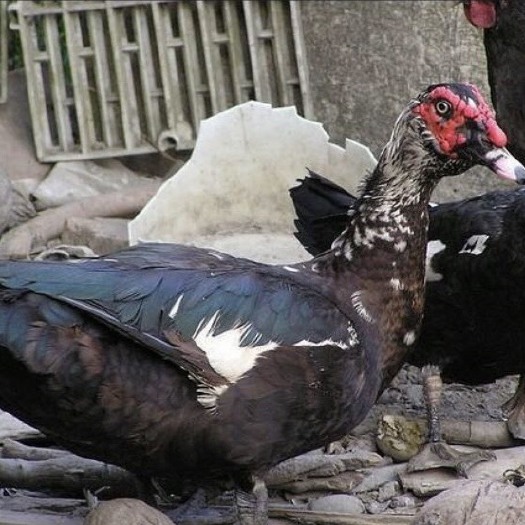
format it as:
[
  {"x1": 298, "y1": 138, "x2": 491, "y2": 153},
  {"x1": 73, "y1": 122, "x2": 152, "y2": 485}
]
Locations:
[
  {"x1": 457, "y1": 118, "x2": 525, "y2": 184},
  {"x1": 482, "y1": 148, "x2": 525, "y2": 184}
]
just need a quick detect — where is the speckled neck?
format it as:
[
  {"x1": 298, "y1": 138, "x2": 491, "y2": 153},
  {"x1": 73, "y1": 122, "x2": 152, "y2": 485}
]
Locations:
[
  {"x1": 332, "y1": 115, "x2": 439, "y2": 274},
  {"x1": 327, "y1": 115, "x2": 444, "y2": 387}
]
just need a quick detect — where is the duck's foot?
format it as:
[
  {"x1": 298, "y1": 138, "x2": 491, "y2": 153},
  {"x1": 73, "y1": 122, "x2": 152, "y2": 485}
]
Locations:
[
  {"x1": 236, "y1": 476, "x2": 269, "y2": 525},
  {"x1": 503, "y1": 375, "x2": 525, "y2": 439},
  {"x1": 421, "y1": 365, "x2": 443, "y2": 443},
  {"x1": 407, "y1": 441, "x2": 496, "y2": 477},
  {"x1": 165, "y1": 488, "x2": 238, "y2": 525}
]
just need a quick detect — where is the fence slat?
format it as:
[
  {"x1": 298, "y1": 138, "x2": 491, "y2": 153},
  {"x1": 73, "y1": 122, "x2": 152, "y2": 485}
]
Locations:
[
  {"x1": 290, "y1": 1, "x2": 313, "y2": 118},
  {"x1": 134, "y1": 6, "x2": 159, "y2": 141},
  {"x1": 151, "y1": 1, "x2": 177, "y2": 131},
  {"x1": 105, "y1": 2, "x2": 141, "y2": 149},
  {"x1": 0, "y1": 1, "x2": 7, "y2": 103},
  {"x1": 88, "y1": 10, "x2": 121, "y2": 148},
  {"x1": 62, "y1": 7, "x2": 93, "y2": 154},
  {"x1": 196, "y1": 1, "x2": 219, "y2": 114}
]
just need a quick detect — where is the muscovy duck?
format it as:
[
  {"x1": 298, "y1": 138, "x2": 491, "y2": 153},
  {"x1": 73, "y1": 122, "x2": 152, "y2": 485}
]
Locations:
[
  {"x1": 290, "y1": 170, "x2": 525, "y2": 463},
  {"x1": 464, "y1": 0, "x2": 525, "y2": 164},
  {"x1": 0, "y1": 83, "x2": 521, "y2": 522}
]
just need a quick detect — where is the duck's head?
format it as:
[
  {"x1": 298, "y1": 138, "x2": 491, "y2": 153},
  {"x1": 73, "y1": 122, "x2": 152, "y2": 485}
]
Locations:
[{"x1": 398, "y1": 82, "x2": 525, "y2": 183}]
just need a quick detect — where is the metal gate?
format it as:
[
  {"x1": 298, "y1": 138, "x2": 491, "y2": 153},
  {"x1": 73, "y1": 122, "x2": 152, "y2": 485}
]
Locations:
[{"x1": 9, "y1": 0, "x2": 312, "y2": 162}]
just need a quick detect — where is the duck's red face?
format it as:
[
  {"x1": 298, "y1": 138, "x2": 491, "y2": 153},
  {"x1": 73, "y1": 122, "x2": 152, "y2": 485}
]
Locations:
[
  {"x1": 463, "y1": 0, "x2": 498, "y2": 29},
  {"x1": 412, "y1": 83, "x2": 525, "y2": 183},
  {"x1": 413, "y1": 83, "x2": 506, "y2": 157}
]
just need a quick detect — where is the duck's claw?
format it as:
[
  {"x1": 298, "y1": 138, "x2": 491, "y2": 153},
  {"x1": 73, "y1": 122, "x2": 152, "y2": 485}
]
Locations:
[{"x1": 407, "y1": 441, "x2": 496, "y2": 477}]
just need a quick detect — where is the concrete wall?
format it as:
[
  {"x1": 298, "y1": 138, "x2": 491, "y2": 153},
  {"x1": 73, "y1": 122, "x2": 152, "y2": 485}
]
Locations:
[{"x1": 300, "y1": 1, "x2": 516, "y2": 201}]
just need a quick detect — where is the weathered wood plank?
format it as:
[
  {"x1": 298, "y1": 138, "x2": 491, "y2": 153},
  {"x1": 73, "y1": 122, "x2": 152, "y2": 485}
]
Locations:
[
  {"x1": 0, "y1": 508, "x2": 84, "y2": 525},
  {"x1": 269, "y1": 505, "x2": 413, "y2": 524}
]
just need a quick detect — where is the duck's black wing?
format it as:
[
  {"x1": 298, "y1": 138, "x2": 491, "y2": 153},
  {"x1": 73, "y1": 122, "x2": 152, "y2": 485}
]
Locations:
[
  {"x1": 0, "y1": 243, "x2": 353, "y2": 367},
  {"x1": 413, "y1": 188, "x2": 525, "y2": 383},
  {"x1": 290, "y1": 170, "x2": 355, "y2": 255}
]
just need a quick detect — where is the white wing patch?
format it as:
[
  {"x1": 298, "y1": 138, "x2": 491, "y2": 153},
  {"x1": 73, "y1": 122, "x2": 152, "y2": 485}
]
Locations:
[
  {"x1": 459, "y1": 234, "x2": 489, "y2": 255},
  {"x1": 168, "y1": 294, "x2": 184, "y2": 318},
  {"x1": 390, "y1": 278, "x2": 403, "y2": 290},
  {"x1": 171, "y1": 306, "x2": 355, "y2": 410},
  {"x1": 403, "y1": 330, "x2": 416, "y2": 346},
  {"x1": 425, "y1": 240, "x2": 446, "y2": 282},
  {"x1": 295, "y1": 338, "x2": 349, "y2": 350},
  {"x1": 347, "y1": 323, "x2": 359, "y2": 347},
  {"x1": 196, "y1": 384, "x2": 229, "y2": 411},
  {"x1": 193, "y1": 312, "x2": 278, "y2": 383},
  {"x1": 351, "y1": 291, "x2": 373, "y2": 323}
]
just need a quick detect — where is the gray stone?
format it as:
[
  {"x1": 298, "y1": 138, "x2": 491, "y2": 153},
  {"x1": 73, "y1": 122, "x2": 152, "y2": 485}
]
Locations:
[
  {"x1": 31, "y1": 159, "x2": 156, "y2": 210},
  {"x1": 62, "y1": 217, "x2": 129, "y2": 256},
  {"x1": 308, "y1": 494, "x2": 365, "y2": 514},
  {"x1": 0, "y1": 168, "x2": 34, "y2": 235},
  {"x1": 35, "y1": 244, "x2": 98, "y2": 261},
  {"x1": 390, "y1": 494, "x2": 419, "y2": 509},
  {"x1": 413, "y1": 480, "x2": 525, "y2": 525},
  {"x1": 365, "y1": 499, "x2": 390, "y2": 515},
  {"x1": 351, "y1": 463, "x2": 407, "y2": 494},
  {"x1": 377, "y1": 480, "x2": 401, "y2": 502}
]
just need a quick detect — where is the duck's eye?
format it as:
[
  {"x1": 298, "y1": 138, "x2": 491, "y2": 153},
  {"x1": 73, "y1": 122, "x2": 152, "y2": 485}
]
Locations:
[{"x1": 435, "y1": 100, "x2": 452, "y2": 118}]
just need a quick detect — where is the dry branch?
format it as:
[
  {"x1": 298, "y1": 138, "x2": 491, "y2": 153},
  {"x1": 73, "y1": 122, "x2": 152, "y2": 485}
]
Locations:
[
  {"x1": 265, "y1": 451, "x2": 384, "y2": 487},
  {"x1": 272, "y1": 471, "x2": 364, "y2": 494},
  {"x1": 375, "y1": 415, "x2": 517, "y2": 464},
  {"x1": 2, "y1": 439, "x2": 70, "y2": 460},
  {"x1": 268, "y1": 504, "x2": 413, "y2": 524},
  {"x1": 0, "y1": 452, "x2": 143, "y2": 498},
  {"x1": 0, "y1": 494, "x2": 87, "y2": 515},
  {"x1": 0, "y1": 181, "x2": 162, "y2": 259},
  {"x1": 424, "y1": 418, "x2": 518, "y2": 448},
  {"x1": 0, "y1": 508, "x2": 84, "y2": 525},
  {"x1": 0, "y1": 412, "x2": 42, "y2": 443}
]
